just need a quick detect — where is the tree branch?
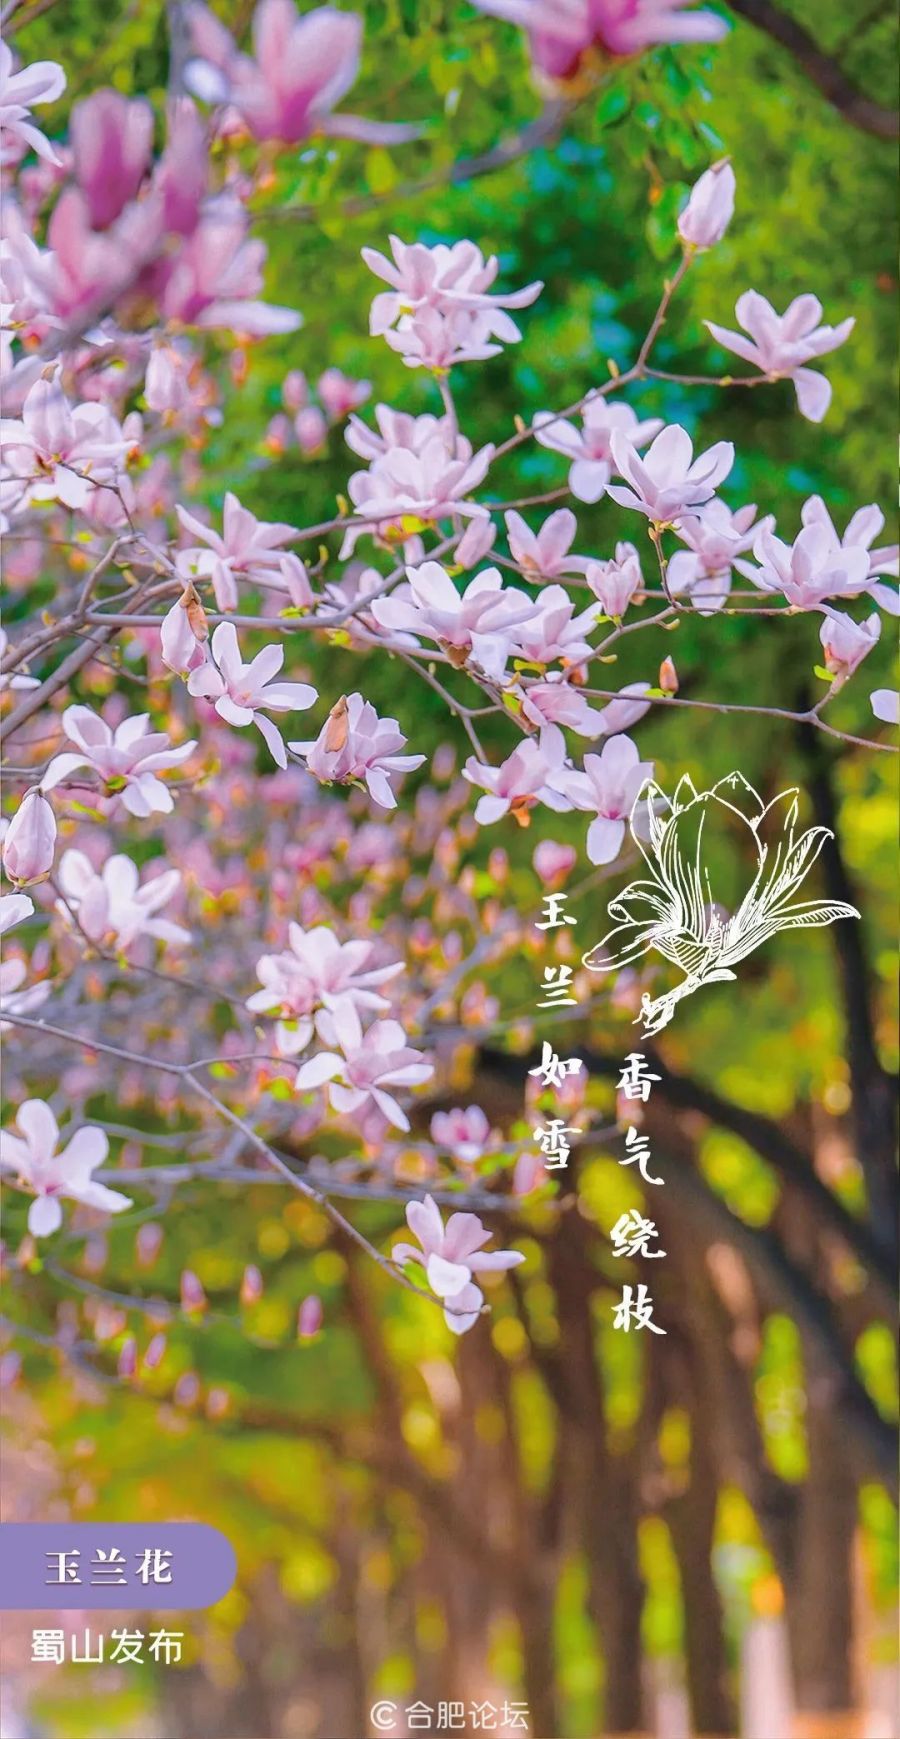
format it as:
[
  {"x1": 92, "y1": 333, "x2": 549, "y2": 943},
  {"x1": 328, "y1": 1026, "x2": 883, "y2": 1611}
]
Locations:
[{"x1": 729, "y1": 0, "x2": 899, "y2": 138}]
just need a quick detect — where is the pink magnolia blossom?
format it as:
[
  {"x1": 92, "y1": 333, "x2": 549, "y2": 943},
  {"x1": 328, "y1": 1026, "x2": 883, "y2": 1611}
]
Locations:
[
  {"x1": 0, "y1": 892, "x2": 47, "y2": 1027},
  {"x1": 0, "y1": 43, "x2": 66, "y2": 166},
  {"x1": 345, "y1": 403, "x2": 455, "y2": 464},
  {"x1": 176, "y1": 491, "x2": 299, "y2": 610},
  {"x1": 160, "y1": 589, "x2": 209, "y2": 678},
  {"x1": 818, "y1": 609, "x2": 881, "y2": 680},
  {"x1": 392, "y1": 1193, "x2": 524, "y2": 1334},
  {"x1": 607, "y1": 422, "x2": 734, "y2": 523},
  {"x1": 508, "y1": 583, "x2": 602, "y2": 666},
  {"x1": 159, "y1": 195, "x2": 301, "y2": 337},
  {"x1": 0, "y1": 372, "x2": 129, "y2": 513},
  {"x1": 185, "y1": 0, "x2": 416, "y2": 145},
  {"x1": 668, "y1": 501, "x2": 771, "y2": 613},
  {"x1": 295, "y1": 1003, "x2": 433, "y2": 1132},
  {"x1": 534, "y1": 399, "x2": 664, "y2": 504},
  {"x1": 677, "y1": 159, "x2": 735, "y2": 249},
  {"x1": 371, "y1": 561, "x2": 539, "y2": 668},
  {"x1": 290, "y1": 693, "x2": 425, "y2": 810},
  {"x1": 0, "y1": 1099, "x2": 131, "y2": 1237},
  {"x1": 188, "y1": 621, "x2": 316, "y2": 767},
  {"x1": 247, "y1": 922, "x2": 403, "y2": 1054},
  {"x1": 594, "y1": 680, "x2": 652, "y2": 735},
  {"x1": 430, "y1": 1105, "x2": 496, "y2": 1164},
  {"x1": 345, "y1": 433, "x2": 494, "y2": 552},
  {"x1": 455, "y1": 516, "x2": 498, "y2": 568},
  {"x1": 56, "y1": 850, "x2": 190, "y2": 952},
  {"x1": 70, "y1": 90, "x2": 154, "y2": 230},
  {"x1": 470, "y1": 0, "x2": 727, "y2": 81},
  {"x1": 384, "y1": 303, "x2": 518, "y2": 371},
  {"x1": 533, "y1": 839, "x2": 577, "y2": 886},
  {"x1": 2, "y1": 789, "x2": 57, "y2": 886},
  {"x1": 295, "y1": 405, "x2": 328, "y2": 454},
  {"x1": 558, "y1": 733, "x2": 653, "y2": 863},
  {"x1": 586, "y1": 541, "x2": 643, "y2": 617},
  {"x1": 504, "y1": 507, "x2": 590, "y2": 579},
  {"x1": 705, "y1": 292, "x2": 854, "y2": 423},
  {"x1": 795, "y1": 497, "x2": 898, "y2": 614},
  {"x1": 363, "y1": 236, "x2": 541, "y2": 335},
  {"x1": 42, "y1": 706, "x2": 196, "y2": 817},
  {"x1": 870, "y1": 689, "x2": 899, "y2": 725},
  {"x1": 517, "y1": 673, "x2": 607, "y2": 735},
  {"x1": 464, "y1": 726, "x2": 574, "y2": 826},
  {"x1": 747, "y1": 505, "x2": 885, "y2": 611},
  {"x1": 317, "y1": 367, "x2": 370, "y2": 420}
]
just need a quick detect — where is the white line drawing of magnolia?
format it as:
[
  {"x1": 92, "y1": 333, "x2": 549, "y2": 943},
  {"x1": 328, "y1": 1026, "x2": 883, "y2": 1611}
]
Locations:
[{"x1": 582, "y1": 770, "x2": 860, "y2": 1035}]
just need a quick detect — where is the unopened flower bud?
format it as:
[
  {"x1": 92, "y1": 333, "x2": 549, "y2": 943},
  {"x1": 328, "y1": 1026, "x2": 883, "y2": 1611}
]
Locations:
[
  {"x1": 143, "y1": 1332, "x2": 167, "y2": 1371},
  {"x1": 240, "y1": 1264, "x2": 263, "y2": 1306},
  {"x1": 282, "y1": 369, "x2": 308, "y2": 412},
  {"x1": 180, "y1": 1269, "x2": 206, "y2": 1313},
  {"x1": 659, "y1": 656, "x2": 679, "y2": 694},
  {"x1": 819, "y1": 608, "x2": 880, "y2": 680},
  {"x1": 295, "y1": 405, "x2": 328, "y2": 455},
  {"x1": 677, "y1": 160, "x2": 735, "y2": 249},
  {"x1": 160, "y1": 585, "x2": 208, "y2": 678},
  {"x1": 586, "y1": 542, "x2": 642, "y2": 617},
  {"x1": 2, "y1": 789, "x2": 57, "y2": 885},
  {"x1": 117, "y1": 1335, "x2": 137, "y2": 1380},
  {"x1": 533, "y1": 840, "x2": 576, "y2": 887},
  {"x1": 297, "y1": 1295, "x2": 323, "y2": 1338}
]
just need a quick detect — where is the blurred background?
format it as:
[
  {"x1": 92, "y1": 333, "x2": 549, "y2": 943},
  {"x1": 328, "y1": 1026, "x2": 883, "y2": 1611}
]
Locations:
[{"x1": 1, "y1": 1, "x2": 897, "y2": 1735}]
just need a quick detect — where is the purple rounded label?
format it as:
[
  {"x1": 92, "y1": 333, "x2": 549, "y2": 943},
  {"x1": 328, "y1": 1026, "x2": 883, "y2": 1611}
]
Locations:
[{"x1": 0, "y1": 1523, "x2": 236, "y2": 1610}]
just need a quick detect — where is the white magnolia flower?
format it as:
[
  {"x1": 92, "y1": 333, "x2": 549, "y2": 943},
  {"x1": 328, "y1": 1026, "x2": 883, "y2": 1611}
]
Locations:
[{"x1": 1, "y1": 1099, "x2": 131, "y2": 1236}]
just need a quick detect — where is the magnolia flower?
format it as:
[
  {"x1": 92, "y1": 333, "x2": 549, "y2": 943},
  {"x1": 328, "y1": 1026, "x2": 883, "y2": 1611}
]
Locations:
[
  {"x1": 456, "y1": 516, "x2": 498, "y2": 568},
  {"x1": 668, "y1": 501, "x2": 771, "y2": 614},
  {"x1": 391, "y1": 1193, "x2": 524, "y2": 1335},
  {"x1": 463, "y1": 726, "x2": 573, "y2": 826},
  {"x1": 0, "y1": 43, "x2": 66, "y2": 166},
  {"x1": 796, "y1": 497, "x2": 898, "y2": 614},
  {"x1": 363, "y1": 236, "x2": 542, "y2": 334},
  {"x1": 187, "y1": 621, "x2": 316, "y2": 768},
  {"x1": 42, "y1": 706, "x2": 196, "y2": 817},
  {"x1": 594, "y1": 681, "x2": 653, "y2": 736},
  {"x1": 507, "y1": 583, "x2": 602, "y2": 667},
  {"x1": 469, "y1": 0, "x2": 727, "y2": 82},
  {"x1": 384, "y1": 303, "x2": 519, "y2": 371},
  {"x1": 176, "y1": 491, "x2": 299, "y2": 610},
  {"x1": 317, "y1": 368, "x2": 370, "y2": 420},
  {"x1": 534, "y1": 399, "x2": 663, "y2": 504},
  {"x1": 345, "y1": 403, "x2": 456, "y2": 464},
  {"x1": 290, "y1": 693, "x2": 425, "y2": 809},
  {"x1": 558, "y1": 734, "x2": 653, "y2": 864},
  {"x1": 430, "y1": 1106, "x2": 495, "y2": 1164},
  {"x1": 586, "y1": 542, "x2": 643, "y2": 617},
  {"x1": 677, "y1": 159, "x2": 735, "y2": 248},
  {"x1": 160, "y1": 585, "x2": 209, "y2": 678},
  {"x1": 0, "y1": 891, "x2": 48, "y2": 1027},
  {"x1": 295, "y1": 1003, "x2": 433, "y2": 1132},
  {"x1": 607, "y1": 423, "x2": 734, "y2": 523},
  {"x1": 583, "y1": 771, "x2": 859, "y2": 1034},
  {"x1": 55, "y1": 850, "x2": 190, "y2": 952},
  {"x1": 517, "y1": 673, "x2": 607, "y2": 735},
  {"x1": 748, "y1": 511, "x2": 877, "y2": 611},
  {"x1": 0, "y1": 372, "x2": 129, "y2": 513},
  {"x1": 247, "y1": 922, "x2": 403, "y2": 1054},
  {"x1": 345, "y1": 435, "x2": 494, "y2": 550},
  {"x1": 2, "y1": 789, "x2": 56, "y2": 885},
  {"x1": 818, "y1": 609, "x2": 880, "y2": 680},
  {"x1": 705, "y1": 292, "x2": 854, "y2": 423},
  {"x1": 185, "y1": 0, "x2": 417, "y2": 145},
  {"x1": 371, "y1": 562, "x2": 539, "y2": 667},
  {"x1": 158, "y1": 194, "x2": 300, "y2": 338},
  {"x1": 533, "y1": 840, "x2": 577, "y2": 885},
  {"x1": 870, "y1": 689, "x2": 899, "y2": 725},
  {"x1": 0, "y1": 1099, "x2": 131, "y2": 1237},
  {"x1": 504, "y1": 508, "x2": 590, "y2": 580},
  {"x1": 70, "y1": 90, "x2": 154, "y2": 230}
]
